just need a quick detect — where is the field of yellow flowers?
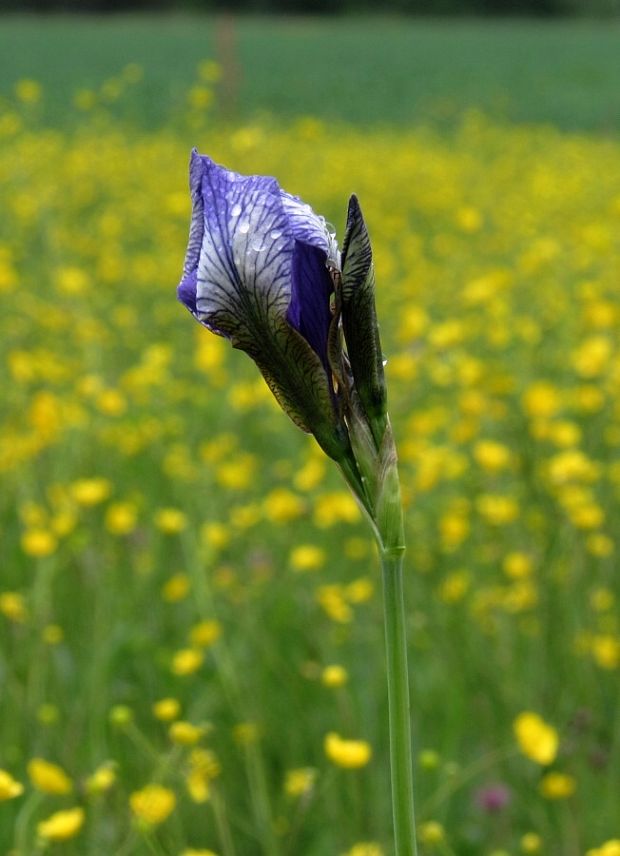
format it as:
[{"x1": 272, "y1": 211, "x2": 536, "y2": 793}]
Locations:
[{"x1": 0, "y1": 62, "x2": 619, "y2": 856}]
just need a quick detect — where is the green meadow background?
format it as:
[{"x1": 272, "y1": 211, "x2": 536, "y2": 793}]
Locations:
[{"x1": 0, "y1": 14, "x2": 619, "y2": 856}]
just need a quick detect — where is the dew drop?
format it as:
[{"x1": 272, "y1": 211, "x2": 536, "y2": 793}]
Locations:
[
  {"x1": 230, "y1": 203, "x2": 242, "y2": 217},
  {"x1": 250, "y1": 238, "x2": 264, "y2": 252},
  {"x1": 270, "y1": 229, "x2": 282, "y2": 240},
  {"x1": 238, "y1": 221, "x2": 250, "y2": 234}
]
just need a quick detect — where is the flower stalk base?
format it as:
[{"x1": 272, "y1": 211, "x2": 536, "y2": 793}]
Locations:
[{"x1": 381, "y1": 548, "x2": 417, "y2": 856}]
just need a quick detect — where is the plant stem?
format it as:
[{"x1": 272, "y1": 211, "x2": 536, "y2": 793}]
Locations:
[{"x1": 381, "y1": 549, "x2": 417, "y2": 856}]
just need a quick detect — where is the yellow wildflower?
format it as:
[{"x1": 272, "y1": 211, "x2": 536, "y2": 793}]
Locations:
[
  {"x1": 154, "y1": 508, "x2": 187, "y2": 534},
  {"x1": 513, "y1": 712, "x2": 558, "y2": 765},
  {"x1": 21, "y1": 529, "x2": 57, "y2": 558},
  {"x1": 0, "y1": 592, "x2": 27, "y2": 623},
  {"x1": 503, "y1": 552, "x2": 534, "y2": 579},
  {"x1": 41, "y1": 624, "x2": 65, "y2": 645},
  {"x1": 189, "y1": 620, "x2": 222, "y2": 648},
  {"x1": 153, "y1": 697, "x2": 181, "y2": 722},
  {"x1": 587, "y1": 842, "x2": 620, "y2": 856},
  {"x1": 263, "y1": 488, "x2": 305, "y2": 523},
  {"x1": 523, "y1": 381, "x2": 561, "y2": 418},
  {"x1": 130, "y1": 784, "x2": 176, "y2": 825},
  {"x1": 105, "y1": 501, "x2": 138, "y2": 535},
  {"x1": 321, "y1": 665, "x2": 348, "y2": 687},
  {"x1": 15, "y1": 78, "x2": 42, "y2": 103},
  {"x1": 476, "y1": 494, "x2": 519, "y2": 525},
  {"x1": 520, "y1": 832, "x2": 542, "y2": 853},
  {"x1": 181, "y1": 850, "x2": 219, "y2": 856},
  {"x1": 418, "y1": 820, "x2": 445, "y2": 845},
  {"x1": 86, "y1": 762, "x2": 117, "y2": 794},
  {"x1": 314, "y1": 492, "x2": 361, "y2": 527},
  {"x1": 289, "y1": 544, "x2": 326, "y2": 572},
  {"x1": 38, "y1": 807, "x2": 85, "y2": 841},
  {"x1": 233, "y1": 722, "x2": 260, "y2": 746},
  {"x1": 473, "y1": 439, "x2": 511, "y2": 471},
  {"x1": 343, "y1": 844, "x2": 384, "y2": 856},
  {"x1": 169, "y1": 721, "x2": 206, "y2": 746},
  {"x1": 591, "y1": 635, "x2": 620, "y2": 669},
  {"x1": 28, "y1": 758, "x2": 72, "y2": 795},
  {"x1": 539, "y1": 771, "x2": 576, "y2": 799},
  {"x1": 161, "y1": 573, "x2": 191, "y2": 602},
  {"x1": 324, "y1": 732, "x2": 371, "y2": 769},
  {"x1": 171, "y1": 648, "x2": 203, "y2": 676},
  {"x1": 0, "y1": 769, "x2": 24, "y2": 801},
  {"x1": 71, "y1": 477, "x2": 112, "y2": 506},
  {"x1": 284, "y1": 767, "x2": 317, "y2": 797}
]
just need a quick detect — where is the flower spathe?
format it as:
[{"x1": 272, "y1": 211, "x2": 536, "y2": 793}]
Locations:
[{"x1": 177, "y1": 150, "x2": 401, "y2": 552}]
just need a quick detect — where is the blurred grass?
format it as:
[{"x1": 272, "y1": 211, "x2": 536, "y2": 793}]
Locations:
[{"x1": 1, "y1": 14, "x2": 620, "y2": 130}]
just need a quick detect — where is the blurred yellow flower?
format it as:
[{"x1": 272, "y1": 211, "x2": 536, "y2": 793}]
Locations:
[
  {"x1": 28, "y1": 758, "x2": 72, "y2": 795},
  {"x1": 263, "y1": 488, "x2": 305, "y2": 523},
  {"x1": 130, "y1": 784, "x2": 176, "y2": 825},
  {"x1": 21, "y1": 528, "x2": 57, "y2": 558},
  {"x1": 86, "y1": 762, "x2": 117, "y2": 794},
  {"x1": 520, "y1": 832, "x2": 542, "y2": 853},
  {"x1": 314, "y1": 491, "x2": 361, "y2": 527},
  {"x1": 105, "y1": 501, "x2": 138, "y2": 535},
  {"x1": 161, "y1": 573, "x2": 191, "y2": 602},
  {"x1": 324, "y1": 733, "x2": 371, "y2": 769},
  {"x1": 189, "y1": 620, "x2": 222, "y2": 648},
  {"x1": 587, "y1": 841, "x2": 620, "y2": 856},
  {"x1": 473, "y1": 439, "x2": 511, "y2": 471},
  {"x1": 0, "y1": 592, "x2": 27, "y2": 623},
  {"x1": 321, "y1": 665, "x2": 348, "y2": 687},
  {"x1": 38, "y1": 807, "x2": 85, "y2": 841},
  {"x1": 71, "y1": 477, "x2": 112, "y2": 506},
  {"x1": 154, "y1": 508, "x2": 188, "y2": 534},
  {"x1": 153, "y1": 697, "x2": 181, "y2": 722},
  {"x1": 289, "y1": 544, "x2": 325, "y2": 572},
  {"x1": 343, "y1": 844, "x2": 384, "y2": 856},
  {"x1": 169, "y1": 721, "x2": 206, "y2": 746},
  {"x1": 15, "y1": 78, "x2": 42, "y2": 103},
  {"x1": 0, "y1": 769, "x2": 23, "y2": 801},
  {"x1": 503, "y1": 552, "x2": 534, "y2": 579},
  {"x1": 539, "y1": 771, "x2": 576, "y2": 799},
  {"x1": 513, "y1": 712, "x2": 558, "y2": 765},
  {"x1": 181, "y1": 849, "x2": 219, "y2": 856},
  {"x1": 171, "y1": 648, "x2": 203, "y2": 676},
  {"x1": 284, "y1": 767, "x2": 317, "y2": 797},
  {"x1": 418, "y1": 820, "x2": 445, "y2": 845}
]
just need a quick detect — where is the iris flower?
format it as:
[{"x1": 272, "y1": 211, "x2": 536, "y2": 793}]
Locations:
[
  {"x1": 176, "y1": 151, "x2": 416, "y2": 853},
  {"x1": 177, "y1": 150, "x2": 388, "y2": 524}
]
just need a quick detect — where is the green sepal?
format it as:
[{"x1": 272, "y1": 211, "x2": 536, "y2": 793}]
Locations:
[
  {"x1": 229, "y1": 313, "x2": 350, "y2": 464},
  {"x1": 340, "y1": 194, "x2": 387, "y2": 449},
  {"x1": 374, "y1": 418, "x2": 405, "y2": 555}
]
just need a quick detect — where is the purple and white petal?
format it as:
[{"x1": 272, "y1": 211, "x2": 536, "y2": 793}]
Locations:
[
  {"x1": 280, "y1": 191, "x2": 340, "y2": 268},
  {"x1": 182, "y1": 148, "x2": 207, "y2": 278},
  {"x1": 180, "y1": 155, "x2": 294, "y2": 339}
]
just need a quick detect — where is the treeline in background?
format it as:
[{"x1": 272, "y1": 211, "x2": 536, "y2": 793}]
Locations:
[{"x1": 4, "y1": 0, "x2": 620, "y2": 17}]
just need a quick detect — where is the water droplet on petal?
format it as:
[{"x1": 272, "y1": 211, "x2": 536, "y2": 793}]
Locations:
[
  {"x1": 238, "y1": 221, "x2": 250, "y2": 234},
  {"x1": 270, "y1": 229, "x2": 282, "y2": 240},
  {"x1": 250, "y1": 238, "x2": 264, "y2": 252},
  {"x1": 231, "y1": 203, "x2": 242, "y2": 217}
]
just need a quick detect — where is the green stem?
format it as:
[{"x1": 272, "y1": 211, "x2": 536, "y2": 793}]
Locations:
[{"x1": 381, "y1": 550, "x2": 417, "y2": 856}]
